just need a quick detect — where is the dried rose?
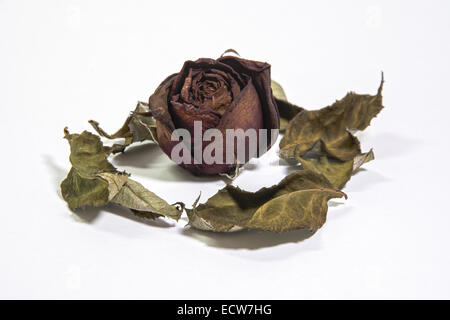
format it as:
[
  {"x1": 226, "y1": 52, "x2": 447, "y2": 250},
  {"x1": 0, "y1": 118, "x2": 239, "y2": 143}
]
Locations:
[{"x1": 147, "y1": 56, "x2": 280, "y2": 175}]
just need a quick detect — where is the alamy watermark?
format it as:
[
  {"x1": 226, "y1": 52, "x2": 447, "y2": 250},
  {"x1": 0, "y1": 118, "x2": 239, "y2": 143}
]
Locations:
[{"x1": 170, "y1": 121, "x2": 279, "y2": 165}]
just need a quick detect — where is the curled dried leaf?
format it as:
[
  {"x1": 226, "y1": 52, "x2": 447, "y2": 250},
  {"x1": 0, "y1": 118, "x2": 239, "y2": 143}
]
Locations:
[
  {"x1": 61, "y1": 168, "x2": 110, "y2": 210},
  {"x1": 220, "y1": 48, "x2": 241, "y2": 57},
  {"x1": 247, "y1": 188, "x2": 345, "y2": 232},
  {"x1": 111, "y1": 179, "x2": 181, "y2": 221},
  {"x1": 297, "y1": 150, "x2": 375, "y2": 189},
  {"x1": 353, "y1": 149, "x2": 375, "y2": 171},
  {"x1": 60, "y1": 130, "x2": 181, "y2": 220},
  {"x1": 271, "y1": 80, "x2": 287, "y2": 102},
  {"x1": 89, "y1": 101, "x2": 157, "y2": 154},
  {"x1": 61, "y1": 130, "x2": 119, "y2": 210},
  {"x1": 271, "y1": 80, "x2": 304, "y2": 132},
  {"x1": 280, "y1": 74, "x2": 384, "y2": 161},
  {"x1": 186, "y1": 170, "x2": 346, "y2": 233}
]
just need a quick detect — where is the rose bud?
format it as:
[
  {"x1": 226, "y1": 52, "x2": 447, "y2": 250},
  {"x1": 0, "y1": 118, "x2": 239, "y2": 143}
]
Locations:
[{"x1": 148, "y1": 56, "x2": 280, "y2": 175}]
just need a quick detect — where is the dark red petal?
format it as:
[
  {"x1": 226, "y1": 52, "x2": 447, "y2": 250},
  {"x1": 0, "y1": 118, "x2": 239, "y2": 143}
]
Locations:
[
  {"x1": 180, "y1": 68, "x2": 194, "y2": 103},
  {"x1": 217, "y1": 80, "x2": 263, "y2": 132},
  {"x1": 148, "y1": 73, "x2": 178, "y2": 131},
  {"x1": 170, "y1": 58, "x2": 246, "y2": 97},
  {"x1": 149, "y1": 73, "x2": 235, "y2": 175},
  {"x1": 170, "y1": 98, "x2": 221, "y2": 134},
  {"x1": 217, "y1": 56, "x2": 280, "y2": 148},
  {"x1": 216, "y1": 80, "x2": 264, "y2": 164}
]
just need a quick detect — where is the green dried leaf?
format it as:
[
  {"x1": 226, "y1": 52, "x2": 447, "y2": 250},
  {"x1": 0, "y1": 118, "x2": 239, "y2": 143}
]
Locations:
[
  {"x1": 279, "y1": 74, "x2": 384, "y2": 161},
  {"x1": 247, "y1": 189, "x2": 344, "y2": 232},
  {"x1": 280, "y1": 130, "x2": 361, "y2": 162},
  {"x1": 97, "y1": 172, "x2": 129, "y2": 201},
  {"x1": 271, "y1": 80, "x2": 304, "y2": 132},
  {"x1": 88, "y1": 101, "x2": 157, "y2": 154},
  {"x1": 111, "y1": 179, "x2": 181, "y2": 221},
  {"x1": 130, "y1": 209, "x2": 163, "y2": 220},
  {"x1": 271, "y1": 80, "x2": 288, "y2": 102},
  {"x1": 60, "y1": 129, "x2": 181, "y2": 220},
  {"x1": 298, "y1": 157, "x2": 353, "y2": 190},
  {"x1": 64, "y1": 129, "x2": 117, "y2": 175},
  {"x1": 61, "y1": 168, "x2": 110, "y2": 210},
  {"x1": 220, "y1": 48, "x2": 240, "y2": 57},
  {"x1": 186, "y1": 170, "x2": 346, "y2": 233},
  {"x1": 297, "y1": 150, "x2": 375, "y2": 189},
  {"x1": 61, "y1": 130, "x2": 119, "y2": 210}
]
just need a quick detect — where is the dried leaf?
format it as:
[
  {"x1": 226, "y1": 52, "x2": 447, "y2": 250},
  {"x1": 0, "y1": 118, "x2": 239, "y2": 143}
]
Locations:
[
  {"x1": 64, "y1": 129, "x2": 117, "y2": 175},
  {"x1": 130, "y1": 209, "x2": 163, "y2": 220},
  {"x1": 60, "y1": 130, "x2": 181, "y2": 220},
  {"x1": 271, "y1": 80, "x2": 287, "y2": 102},
  {"x1": 186, "y1": 170, "x2": 346, "y2": 233},
  {"x1": 61, "y1": 168, "x2": 110, "y2": 210},
  {"x1": 247, "y1": 189, "x2": 344, "y2": 232},
  {"x1": 353, "y1": 149, "x2": 375, "y2": 171},
  {"x1": 220, "y1": 48, "x2": 240, "y2": 57},
  {"x1": 97, "y1": 172, "x2": 129, "y2": 201},
  {"x1": 280, "y1": 74, "x2": 384, "y2": 161},
  {"x1": 297, "y1": 150, "x2": 374, "y2": 189},
  {"x1": 88, "y1": 101, "x2": 157, "y2": 154},
  {"x1": 298, "y1": 157, "x2": 354, "y2": 190},
  {"x1": 281, "y1": 129, "x2": 361, "y2": 162},
  {"x1": 111, "y1": 179, "x2": 181, "y2": 221},
  {"x1": 61, "y1": 130, "x2": 118, "y2": 210},
  {"x1": 271, "y1": 80, "x2": 304, "y2": 132}
]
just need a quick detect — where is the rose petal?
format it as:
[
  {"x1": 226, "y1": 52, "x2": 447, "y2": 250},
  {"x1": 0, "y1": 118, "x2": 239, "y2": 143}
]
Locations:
[
  {"x1": 217, "y1": 80, "x2": 263, "y2": 164},
  {"x1": 148, "y1": 73, "x2": 178, "y2": 131},
  {"x1": 170, "y1": 58, "x2": 246, "y2": 98},
  {"x1": 217, "y1": 56, "x2": 280, "y2": 148},
  {"x1": 169, "y1": 97, "x2": 221, "y2": 134}
]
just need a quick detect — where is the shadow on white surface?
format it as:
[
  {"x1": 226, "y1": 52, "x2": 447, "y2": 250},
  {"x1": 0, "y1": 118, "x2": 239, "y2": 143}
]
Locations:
[
  {"x1": 179, "y1": 199, "x2": 351, "y2": 250},
  {"x1": 42, "y1": 154, "x2": 68, "y2": 198},
  {"x1": 326, "y1": 203, "x2": 355, "y2": 222},
  {"x1": 280, "y1": 160, "x2": 302, "y2": 176},
  {"x1": 43, "y1": 153, "x2": 176, "y2": 229},
  {"x1": 140, "y1": 163, "x2": 228, "y2": 183},
  {"x1": 72, "y1": 203, "x2": 176, "y2": 229},
  {"x1": 112, "y1": 142, "x2": 165, "y2": 168},
  {"x1": 328, "y1": 200, "x2": 346, "y2": 208},
  {"x1": 345, "y1": 168, "x2": 389, "y2": 193},
  {"x1": 180, "y1": 225, "x2": 317, "y2": 250},
  {"x1": 111, "y1": 142, "x2": 229, "y2": 183}
]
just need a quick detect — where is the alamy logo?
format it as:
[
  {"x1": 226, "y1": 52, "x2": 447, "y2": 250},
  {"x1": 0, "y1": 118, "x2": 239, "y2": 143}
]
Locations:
[{"x1": 170, "y1": 121, "x2": 279, "y2": 165}]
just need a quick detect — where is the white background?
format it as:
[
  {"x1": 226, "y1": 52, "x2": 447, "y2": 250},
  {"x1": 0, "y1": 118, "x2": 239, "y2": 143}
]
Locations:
[{"x1": 1, "y1": 0, "x2": 449, "y2": 299}]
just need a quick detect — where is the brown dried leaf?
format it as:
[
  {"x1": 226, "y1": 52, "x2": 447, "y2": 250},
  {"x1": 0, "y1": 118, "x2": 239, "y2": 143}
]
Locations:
[
  {"x1": 271, "y1": 80, "x2": 304, "y2": 132},
  {"x1": 60, "y1": 130, "x2": 181, "y2": 220},
  {"x1": 280, "y1": 74, "x2": 384, "y2": 161},
  {"x1": 88, "y1": 101, "x2": 157, "y2": 154},
  {"x1": 111, "y1": 179, "x2": 181, "y2": 221},
  {"x1": 186, "y1": 170, "x2": 346, "y2": 233},
  {"x1": 297, "y1": 150, "x2": 375, "y2": 189}
]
